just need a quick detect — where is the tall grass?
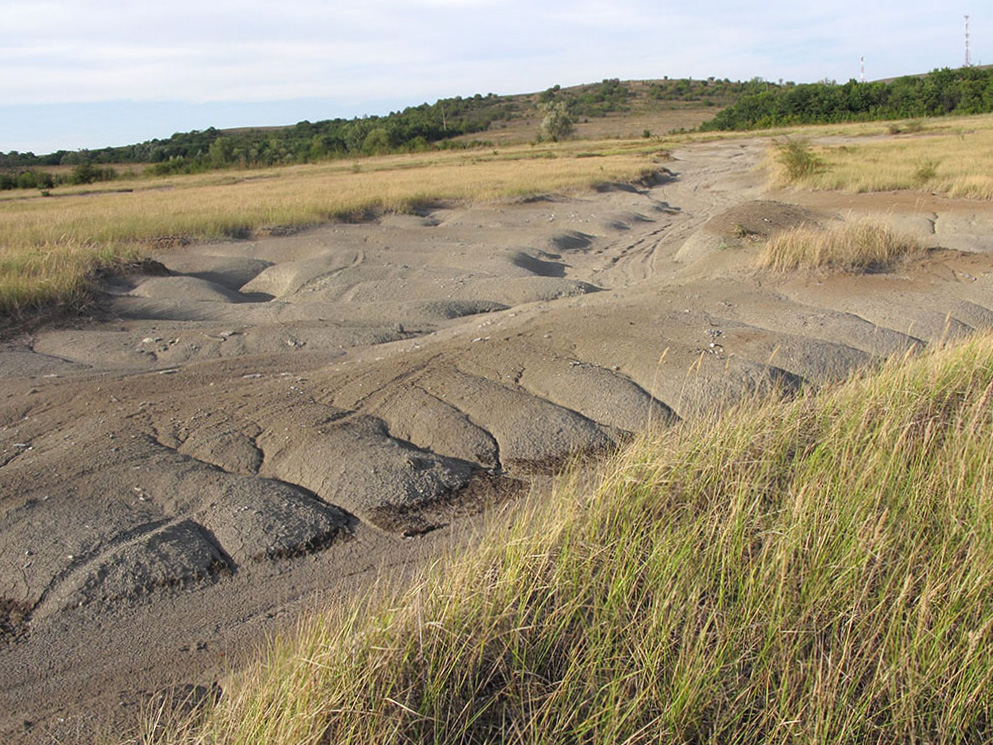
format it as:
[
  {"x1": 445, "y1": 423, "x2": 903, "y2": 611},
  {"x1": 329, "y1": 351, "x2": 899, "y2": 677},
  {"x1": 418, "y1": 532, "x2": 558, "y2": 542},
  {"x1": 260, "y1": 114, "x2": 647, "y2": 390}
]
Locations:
[
  {"x1": 758, "y1": 220, "x2": 922, "y2": 272},
  {"x1": 0, "y1": 240, "x2": 143, "y2": 317},
  {"x1": 141, "y1": 332, "x2": 993, "y2": 745}
]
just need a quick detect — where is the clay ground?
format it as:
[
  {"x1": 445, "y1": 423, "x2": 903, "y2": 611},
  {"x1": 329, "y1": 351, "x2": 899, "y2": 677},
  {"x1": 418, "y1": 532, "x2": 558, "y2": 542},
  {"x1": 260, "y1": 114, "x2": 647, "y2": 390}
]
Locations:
[{"x1": 3, "y1": 136, "x2": 993, "y2": 743}]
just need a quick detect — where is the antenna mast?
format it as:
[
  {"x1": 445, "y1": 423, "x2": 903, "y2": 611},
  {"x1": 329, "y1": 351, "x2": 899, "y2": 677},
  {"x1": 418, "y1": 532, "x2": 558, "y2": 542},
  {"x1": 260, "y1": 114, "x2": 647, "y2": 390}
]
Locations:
[
  {"x1": 860, "y1": 56, "x2": 866, "y2": 83},
  {"x1": 966, "y1": 15, "x2": 972, "y2": 67}
]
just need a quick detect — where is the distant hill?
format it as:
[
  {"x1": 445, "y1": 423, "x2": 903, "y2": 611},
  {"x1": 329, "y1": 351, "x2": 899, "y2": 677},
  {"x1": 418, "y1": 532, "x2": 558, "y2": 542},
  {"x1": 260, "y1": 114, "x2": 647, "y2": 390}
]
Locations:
[
  {"x1": 0, "y1": 77, "x2": 766, "y2": 179},
  {"x1": 13, "y1": 66, "x2": 992, "y2": 188}
]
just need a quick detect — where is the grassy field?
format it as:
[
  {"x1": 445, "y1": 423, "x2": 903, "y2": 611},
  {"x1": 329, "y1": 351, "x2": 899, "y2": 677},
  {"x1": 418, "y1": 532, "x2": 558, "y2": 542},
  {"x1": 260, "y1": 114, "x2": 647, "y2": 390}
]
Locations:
[
  {"x1": 0, "y1": 142, "x2": 666, "y2": 317},
  {"x1": 139, "y1": 331, "x2": 993, "y2": 745},
  {"x1": 768, "y1": 114, "x2": 993, "y2": 198}
]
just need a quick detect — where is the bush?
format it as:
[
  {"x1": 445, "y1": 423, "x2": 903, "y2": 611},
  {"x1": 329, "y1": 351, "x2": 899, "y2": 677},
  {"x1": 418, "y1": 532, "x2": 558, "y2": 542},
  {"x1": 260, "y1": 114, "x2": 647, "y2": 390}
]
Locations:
[
  {"x1": 362, "y1": 128, "x2": 391, "y2": 156},
  {"x1": 774, "y1": 138, "x2": 824, "y2": 182},
  {"x1": 68, "y1": 162, "x2": 118, "y2": 185},
  {"x1": 16, "y1": 171, "x2": 38, "y2": 189},
  {"x1": 539, "y1": 101, "x2": 574, "y2": 142},
  {"x1": 914, "y1": 157, "x2": 939, "y2": 184}
]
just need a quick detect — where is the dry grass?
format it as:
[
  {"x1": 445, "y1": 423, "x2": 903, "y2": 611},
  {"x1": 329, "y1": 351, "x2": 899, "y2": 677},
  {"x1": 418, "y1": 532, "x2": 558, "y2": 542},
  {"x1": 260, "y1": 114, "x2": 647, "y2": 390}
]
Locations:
[
  {"x1": 135, "y1": 331, "x2": 993, "y2": 745},
  {"x1": 759, "y1": 219, "x2": 922, "y2": 272},
  {"x1": 768, "y1": 114, "x2": 993, "y2": 198},
  {"x1": 0, "y1": 143, "x2": 664, "y2": 316}
]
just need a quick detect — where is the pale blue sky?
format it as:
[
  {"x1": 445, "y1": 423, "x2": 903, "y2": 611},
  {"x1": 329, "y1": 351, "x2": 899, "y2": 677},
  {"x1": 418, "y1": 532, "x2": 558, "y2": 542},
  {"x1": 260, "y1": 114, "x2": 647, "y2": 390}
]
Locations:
[{"x1": 0, "y1": 0, "x2": 977, "y2": 154}]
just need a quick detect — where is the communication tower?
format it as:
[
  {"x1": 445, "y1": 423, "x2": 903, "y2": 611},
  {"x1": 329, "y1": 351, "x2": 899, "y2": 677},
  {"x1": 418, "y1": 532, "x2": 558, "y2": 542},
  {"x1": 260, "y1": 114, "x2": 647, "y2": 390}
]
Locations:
[
  {"x1": 966, "y1": 15, "x2": 972, "y2": 67},
  {"x1": 860, "y1": 56, "x2": 866, "y2": 83}
]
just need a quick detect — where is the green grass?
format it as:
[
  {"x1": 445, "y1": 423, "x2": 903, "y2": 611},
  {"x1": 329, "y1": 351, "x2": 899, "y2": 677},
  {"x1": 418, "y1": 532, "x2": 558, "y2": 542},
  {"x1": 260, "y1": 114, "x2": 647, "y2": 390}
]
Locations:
[{"x1": 140, "y1": 332, "x2": 993, "y2": 745}]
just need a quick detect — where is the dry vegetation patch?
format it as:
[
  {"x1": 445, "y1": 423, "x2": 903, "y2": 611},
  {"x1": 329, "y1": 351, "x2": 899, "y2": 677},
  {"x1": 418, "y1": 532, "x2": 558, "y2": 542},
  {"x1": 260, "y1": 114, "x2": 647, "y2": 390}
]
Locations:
[
  {"x1": 769, "y1": 113, "x2": 993, "y2": 198},
  {"x1": 758, "y1": 219, "x2": 922, "y2": 272}
]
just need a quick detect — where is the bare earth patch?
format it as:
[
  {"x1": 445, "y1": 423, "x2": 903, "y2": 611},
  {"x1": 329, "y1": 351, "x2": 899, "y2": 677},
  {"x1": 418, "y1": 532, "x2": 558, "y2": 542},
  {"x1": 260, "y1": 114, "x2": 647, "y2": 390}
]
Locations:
[{"x1": 3, "y1": 137, "x2": 993, "y2": 743}]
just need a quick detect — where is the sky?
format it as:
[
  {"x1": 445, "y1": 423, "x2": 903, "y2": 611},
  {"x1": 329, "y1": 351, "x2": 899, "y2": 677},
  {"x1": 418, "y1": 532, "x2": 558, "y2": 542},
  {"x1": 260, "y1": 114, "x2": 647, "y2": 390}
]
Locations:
[{"x1": 0, "y1": 0, "x2": 979, "y2": 154}]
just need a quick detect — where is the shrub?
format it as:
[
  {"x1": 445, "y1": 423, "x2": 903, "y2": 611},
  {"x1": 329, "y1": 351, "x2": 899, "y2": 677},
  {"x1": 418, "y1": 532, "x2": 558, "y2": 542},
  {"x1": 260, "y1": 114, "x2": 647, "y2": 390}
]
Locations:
[
  {"x1": 362, "y1": 128, "x2": 391, "y2": 156},
  {"x1": 16, "y1": 171, "x2": 38, "y2": 189},
  {"x1": 774, "y1": 138, "x2": 824, "y2": 182},
  {"x1": 68, "y1": 162, "x2": 118, "y2": 185},
  {"x1": 539, "y1": 101, "x2": 574, "y2": 142},
  {"x1": 914, "y1": 157, "x2": 939, "y2": 184}
]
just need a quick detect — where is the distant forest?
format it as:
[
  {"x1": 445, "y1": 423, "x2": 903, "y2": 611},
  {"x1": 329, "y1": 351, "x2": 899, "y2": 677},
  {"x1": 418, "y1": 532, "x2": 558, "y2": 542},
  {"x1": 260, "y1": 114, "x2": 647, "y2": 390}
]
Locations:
[
  {"x1": 702, "y1": 66, "x2": 993, "y2": 130},
  {"x1": 4, "y1": 68, "x2": 993, "y2": 191}
]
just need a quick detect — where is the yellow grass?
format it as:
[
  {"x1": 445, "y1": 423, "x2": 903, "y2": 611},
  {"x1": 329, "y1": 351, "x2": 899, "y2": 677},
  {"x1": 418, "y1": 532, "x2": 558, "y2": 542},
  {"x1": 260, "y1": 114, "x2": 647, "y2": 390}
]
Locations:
[
  {"x1": 0, "y1": 143, "x2": 665, "y2": 315},
  {"x1": 759, "y1": 219, "x2": 922, "y2": 272},
  {"x1": 771, "y1": 114, "x2": 993, "y2": 198}
]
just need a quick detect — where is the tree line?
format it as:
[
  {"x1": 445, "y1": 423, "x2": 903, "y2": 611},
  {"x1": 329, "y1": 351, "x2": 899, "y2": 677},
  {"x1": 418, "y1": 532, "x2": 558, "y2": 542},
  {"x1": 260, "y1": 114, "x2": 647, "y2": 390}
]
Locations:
[
  {"x1": 701, "y1": 66, "x2": 993, "y2": 130},
  {"x1": 0, "y1": 93, "x2": 505, "y2": 183},
  {"x1": 12, "y1": 69, "x2": 988, "y2": 192}
]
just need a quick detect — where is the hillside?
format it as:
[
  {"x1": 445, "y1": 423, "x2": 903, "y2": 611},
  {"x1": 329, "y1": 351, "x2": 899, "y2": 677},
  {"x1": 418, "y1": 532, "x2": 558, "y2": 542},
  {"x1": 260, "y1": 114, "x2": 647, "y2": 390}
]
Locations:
[{"x1": 0, "y1": 77, "x2": 750, "y2": 177}]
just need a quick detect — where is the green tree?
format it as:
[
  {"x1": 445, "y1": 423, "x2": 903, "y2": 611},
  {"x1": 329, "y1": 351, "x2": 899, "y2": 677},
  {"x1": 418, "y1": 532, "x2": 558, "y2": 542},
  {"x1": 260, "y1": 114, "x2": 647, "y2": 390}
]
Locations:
[
  {"x1": 539, "y1": 101, "x2": 574, "y2": 142},
  {"x1": 362, "y1": 128, "x2": 391, "y2": 156},
  {"x1": 207, "y1": 137, "x2": 235, "y2": 167}
]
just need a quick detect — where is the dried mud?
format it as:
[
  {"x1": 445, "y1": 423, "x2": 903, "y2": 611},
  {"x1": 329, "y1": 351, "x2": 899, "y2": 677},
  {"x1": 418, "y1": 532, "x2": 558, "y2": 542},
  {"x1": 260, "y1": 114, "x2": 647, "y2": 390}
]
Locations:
[{"x1": 3, "y1": 136, "x2": 993, "y2": 742}]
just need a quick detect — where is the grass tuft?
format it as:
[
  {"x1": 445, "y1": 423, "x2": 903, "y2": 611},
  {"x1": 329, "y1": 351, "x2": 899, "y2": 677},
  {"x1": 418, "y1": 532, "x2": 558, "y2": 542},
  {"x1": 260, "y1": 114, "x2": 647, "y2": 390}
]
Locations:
[
  {"x1": 137, "y1": 331, "x2": 993, "y2": 745},
  {"x1": 758, "y1": 219, "x2": 921, "y2": 272},
  {"x1": 0, "y1": 240, "x2": 143, "y2": 318}
]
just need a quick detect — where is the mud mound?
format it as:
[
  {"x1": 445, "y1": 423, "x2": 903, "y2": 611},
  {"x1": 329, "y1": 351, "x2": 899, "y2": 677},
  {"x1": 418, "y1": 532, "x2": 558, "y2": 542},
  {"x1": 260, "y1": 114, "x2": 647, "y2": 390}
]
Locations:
[
  {"x1": 675, "y1": 200, "x2": 824, "y2": 266},
  {"x1": 129, "y1": 276, "x2": 251, "y2": 303},
  {"x1": 34, "y1": 520, "x2": 229, "y2": 619},
  {"x1": 240, "y1": 251, "x2": 363, "y2": 297},
  {"x1": 258, "y1": 413, "x2": 474, "y2": 532},
  {"x1": 552, "y1": 230, "x2": 595, "y2": 251},
  {"x1": 509, "y1": 251, "x2": 567, "y2": 278},
  {"x1": 157, "y1": 255, "x2": 274, "y2": 290}
]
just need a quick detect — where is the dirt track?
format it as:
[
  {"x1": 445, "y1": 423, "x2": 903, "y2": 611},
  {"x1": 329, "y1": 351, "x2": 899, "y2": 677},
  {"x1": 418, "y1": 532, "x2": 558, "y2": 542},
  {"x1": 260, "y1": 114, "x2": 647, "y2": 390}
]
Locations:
[{"x1": 3, "y1": 136, "x2": 993, "y2": 743}]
